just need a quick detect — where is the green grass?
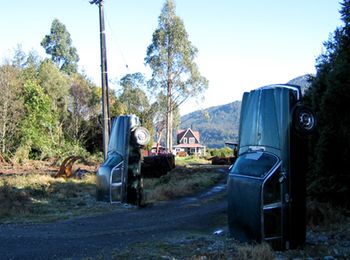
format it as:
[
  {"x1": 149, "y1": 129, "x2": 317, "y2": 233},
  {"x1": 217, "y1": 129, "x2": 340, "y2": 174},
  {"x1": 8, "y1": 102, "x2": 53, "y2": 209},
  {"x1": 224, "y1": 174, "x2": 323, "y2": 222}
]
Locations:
[{"x1": 175, "y1": 155, "x2": 211, "y2": 166}]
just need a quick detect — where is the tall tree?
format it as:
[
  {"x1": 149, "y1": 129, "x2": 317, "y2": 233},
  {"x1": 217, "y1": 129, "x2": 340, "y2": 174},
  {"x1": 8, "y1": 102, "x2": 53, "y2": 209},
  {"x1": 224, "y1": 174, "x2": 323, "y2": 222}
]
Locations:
[
  {"x1": 145, "y1": 0, "x2": 208, "y2": 151},
  {"x1": 41, "y1": 18, "x2": 79, "y2": 75},
  {"x1": 305, "y1": 0, "x2": 350, "y2": 207}
]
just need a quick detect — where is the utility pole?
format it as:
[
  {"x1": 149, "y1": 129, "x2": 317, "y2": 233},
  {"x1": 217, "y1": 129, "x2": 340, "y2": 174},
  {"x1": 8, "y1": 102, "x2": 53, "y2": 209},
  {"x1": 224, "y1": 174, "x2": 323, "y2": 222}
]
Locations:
[{"x1": 90, "y1": 0, "x2": 110, "y2": 160}]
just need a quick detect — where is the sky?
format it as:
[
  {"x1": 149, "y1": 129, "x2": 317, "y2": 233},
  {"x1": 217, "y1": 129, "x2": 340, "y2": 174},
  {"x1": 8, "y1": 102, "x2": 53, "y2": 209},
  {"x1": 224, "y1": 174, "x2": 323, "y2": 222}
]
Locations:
[{"x1": 0, "y1": 0, "x2": 342, "y2": 115}]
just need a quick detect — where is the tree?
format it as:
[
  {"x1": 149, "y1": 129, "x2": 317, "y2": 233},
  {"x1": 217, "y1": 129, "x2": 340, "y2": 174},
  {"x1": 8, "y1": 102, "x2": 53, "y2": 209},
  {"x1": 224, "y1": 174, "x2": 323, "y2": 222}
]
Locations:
[
  {"x1": 41, "y1": 19, "x2": 79, "y2": 75},
  {"x1": 118, "y1": 73, "x2": 155, "y2": 148},
  {"x1": 304, "y1": 0, "x2": 350, "y2": 207},
  {"x1": 119, "y1": 73, "x2": 151, "y2": 115},
  {"x1": 64, "y1": 73, "x2": 99, "y2": 143},
  {"x1": 38, "y1": 59, "x2": 70, "y2": 120},
  {"x1": 19, "y1": 80, "x2": 60, "y2": 160},
  {"x1": 145, "y1": 0, "x2": 208, "y2": 151},
  {"x1": 0, "y1": 64, "x2": 24, "y2": 156}
]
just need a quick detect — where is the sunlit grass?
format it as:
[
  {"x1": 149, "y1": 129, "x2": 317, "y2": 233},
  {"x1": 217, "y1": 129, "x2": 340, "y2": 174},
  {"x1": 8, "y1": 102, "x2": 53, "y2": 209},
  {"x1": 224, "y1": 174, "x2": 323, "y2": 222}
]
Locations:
[
  {"x1": 0, "y1": 173, "x2": 119, "y2": 223},
  {"x1": 144, "y1": 165, "x2": 225, "y2": 203},
  {"x1": 175, "y1": 155, "x2": 210, "y2": 166},
  {"x1": 0, "y1": 159, "x2": 226, "y2": 223}
]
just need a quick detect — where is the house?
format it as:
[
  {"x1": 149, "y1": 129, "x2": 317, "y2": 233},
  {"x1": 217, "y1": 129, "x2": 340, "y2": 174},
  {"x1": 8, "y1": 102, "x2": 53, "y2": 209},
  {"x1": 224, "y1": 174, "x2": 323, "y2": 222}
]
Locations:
[
  {"x1": 147, "y1": 142, "x2": 166, "y2": 155},
  {"x1": 173, "y1": 128, "x2": 206, "y2": 156}
]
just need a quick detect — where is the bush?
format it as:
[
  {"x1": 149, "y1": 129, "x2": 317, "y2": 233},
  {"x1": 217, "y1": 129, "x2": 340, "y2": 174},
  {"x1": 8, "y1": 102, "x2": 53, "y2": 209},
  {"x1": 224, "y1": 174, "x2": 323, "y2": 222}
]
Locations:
[{"x1": 208, "y1": 147, "x2": 233, "y2": 157}]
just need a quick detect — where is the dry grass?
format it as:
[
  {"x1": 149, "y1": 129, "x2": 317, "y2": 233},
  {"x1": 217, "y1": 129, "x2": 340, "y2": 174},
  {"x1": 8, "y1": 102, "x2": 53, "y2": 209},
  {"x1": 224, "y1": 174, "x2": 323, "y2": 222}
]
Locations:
[
  {"x1": 143, "y1": 165, "x2": 225, "y2": 203},
  {"x1": 110, "y1": 234, "x2": 275, "y2": 260},
  {"x1": 235, "y1": 243, "x2": 275, "y2": 260},
  {"x1": 0, "y1": 161, "x2": 226, "y2": 223},
  {"x1": 0, "y1": 172, "x2": 117, "y2": 223}
]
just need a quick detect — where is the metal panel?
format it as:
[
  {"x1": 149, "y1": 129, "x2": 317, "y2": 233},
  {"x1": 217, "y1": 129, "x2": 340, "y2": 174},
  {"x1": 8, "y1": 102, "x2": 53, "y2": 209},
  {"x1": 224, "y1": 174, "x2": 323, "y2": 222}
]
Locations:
[
  {"x1": 229, "y1": 84, "x2": 306, "y2": 250},
  {"x1": 96, "y1": 115, "x2": 133, "y2": 202}
]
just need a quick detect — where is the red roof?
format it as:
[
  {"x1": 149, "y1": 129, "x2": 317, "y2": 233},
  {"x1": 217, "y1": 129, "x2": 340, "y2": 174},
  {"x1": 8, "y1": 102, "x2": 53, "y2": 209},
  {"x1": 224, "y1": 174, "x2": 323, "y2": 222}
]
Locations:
[
  {"x1": 173, "y1": 143, "x2": 205, "y2": 148},
  {"x1": 177, "y1": 128, "x2": 200, "y2": 143}
]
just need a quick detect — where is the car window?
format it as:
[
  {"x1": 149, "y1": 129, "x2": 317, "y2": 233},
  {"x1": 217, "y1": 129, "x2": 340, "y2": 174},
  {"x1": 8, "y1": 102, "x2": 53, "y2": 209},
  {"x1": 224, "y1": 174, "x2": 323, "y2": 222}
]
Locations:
[{"x1": 230, "y1": 152, "x2": 278, "y2": 178}]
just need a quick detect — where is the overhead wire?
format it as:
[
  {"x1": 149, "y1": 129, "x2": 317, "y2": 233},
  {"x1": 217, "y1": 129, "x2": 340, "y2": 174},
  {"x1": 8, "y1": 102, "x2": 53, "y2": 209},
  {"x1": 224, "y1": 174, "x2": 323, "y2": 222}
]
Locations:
[{"x1": 104, "y1": 1, "x2": 130, "y2": 73}]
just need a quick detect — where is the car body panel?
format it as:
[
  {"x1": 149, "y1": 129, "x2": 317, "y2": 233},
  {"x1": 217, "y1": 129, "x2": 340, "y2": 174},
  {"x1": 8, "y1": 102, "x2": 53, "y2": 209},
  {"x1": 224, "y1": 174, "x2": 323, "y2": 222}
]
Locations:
[
  {"x1": 228, "y1": 84, "x2": 307, "y2": 250},
  {"x1": 96, "y1": 115, "x2": 142, "y2": 204}
]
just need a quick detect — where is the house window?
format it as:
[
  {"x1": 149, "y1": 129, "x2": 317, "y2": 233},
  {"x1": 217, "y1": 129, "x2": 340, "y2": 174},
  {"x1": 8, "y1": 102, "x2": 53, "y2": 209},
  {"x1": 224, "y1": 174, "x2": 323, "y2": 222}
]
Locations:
[
  {"x1": 189, "y1": 137, "x2": 195, "y2": 144},
  {"x1": 183, "y1": 138, "x2": 187, "y2": 144}
]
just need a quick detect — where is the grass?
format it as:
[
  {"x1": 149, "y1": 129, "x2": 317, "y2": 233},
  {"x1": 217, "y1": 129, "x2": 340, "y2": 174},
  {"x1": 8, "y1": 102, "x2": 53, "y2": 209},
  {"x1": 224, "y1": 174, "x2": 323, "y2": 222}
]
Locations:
[
  {"x1": 0, "y1": 173, "x2": 120, "y2": 223},
  {"x1": 143, "y1": 164, "x2": 225, "y2": 203},
  {"x1": 175, "y1": 155, "x2": 211, "y2": 166},
  {"x1": 0, "y1": 159, "x2": 226, "y2": 224},
  {"x1": 110, "y1": 233, "x2": 275, "y2": 260}
]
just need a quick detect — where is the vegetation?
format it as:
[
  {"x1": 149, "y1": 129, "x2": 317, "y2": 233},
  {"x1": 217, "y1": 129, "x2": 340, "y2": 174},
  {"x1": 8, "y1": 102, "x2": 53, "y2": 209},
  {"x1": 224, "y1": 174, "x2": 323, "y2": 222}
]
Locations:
[
  {"x1": 175, "y1": 155, "x2": 210, "y2": 165},
  {"x1": 208, "y1": 147, "x2": 234, "y2": 158},
  {"x1": 180, "y1": 101, "x2": 241, "y2": 148},
  {"x1": 304, "y1": 0, "x2": 350, "y2": 208},
  {"x1": 41, "y1": 18, "x2": 79, "y2": 75},
  {"x1": 0, "y1": 170, "x2": 108, "y2": 223},
  {"x1": 144, "y1": 165, "x2": 223, "y2": 203},
  {"x1": 0, "y1": 21, "x2": 157, "y2": 161},
  {"x1": 0, "y1": 161, "x2": 224, "y2": 224},
  {"x1": 145, "y1": 0, "x2": 208, "y2": 151}
]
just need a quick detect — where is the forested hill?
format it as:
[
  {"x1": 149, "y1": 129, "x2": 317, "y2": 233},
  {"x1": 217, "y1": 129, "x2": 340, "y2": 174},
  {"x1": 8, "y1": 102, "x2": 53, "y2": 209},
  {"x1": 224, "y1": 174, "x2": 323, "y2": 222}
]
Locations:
[
  {"x1": 180, "y1": 75, "x2": 312, "y2": 148},
  {"x1": 180, "y1": 101, "x2": 241, "y2": 148}
]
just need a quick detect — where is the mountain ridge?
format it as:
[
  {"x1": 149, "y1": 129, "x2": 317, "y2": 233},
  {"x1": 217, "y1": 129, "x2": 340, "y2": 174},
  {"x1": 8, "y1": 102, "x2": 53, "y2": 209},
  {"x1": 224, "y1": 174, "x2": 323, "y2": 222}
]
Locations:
[{"x1": 179, "y1": 75, "x2": 311, "y2": 148}]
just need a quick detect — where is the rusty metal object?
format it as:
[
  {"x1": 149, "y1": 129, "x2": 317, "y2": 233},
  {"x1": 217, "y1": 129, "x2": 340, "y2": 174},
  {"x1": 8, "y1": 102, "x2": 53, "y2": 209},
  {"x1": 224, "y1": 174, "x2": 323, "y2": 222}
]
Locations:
[{"x1": 55, "y1": 156, "x2": 82, "y2": 178}]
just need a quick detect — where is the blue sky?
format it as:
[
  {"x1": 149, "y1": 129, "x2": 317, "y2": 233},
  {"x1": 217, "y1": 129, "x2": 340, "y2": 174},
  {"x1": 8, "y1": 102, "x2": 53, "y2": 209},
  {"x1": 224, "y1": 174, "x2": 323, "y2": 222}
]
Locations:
[{"x1": 0, "y1": 0, "x2": 342, "y2": 115}]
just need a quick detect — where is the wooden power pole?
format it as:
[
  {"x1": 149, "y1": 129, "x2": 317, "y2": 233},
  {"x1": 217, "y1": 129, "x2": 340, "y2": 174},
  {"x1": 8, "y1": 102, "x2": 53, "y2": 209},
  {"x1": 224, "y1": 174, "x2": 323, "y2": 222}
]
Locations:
[{"x1": 90, "y1": 0, "x2": 110, "y2": 160}]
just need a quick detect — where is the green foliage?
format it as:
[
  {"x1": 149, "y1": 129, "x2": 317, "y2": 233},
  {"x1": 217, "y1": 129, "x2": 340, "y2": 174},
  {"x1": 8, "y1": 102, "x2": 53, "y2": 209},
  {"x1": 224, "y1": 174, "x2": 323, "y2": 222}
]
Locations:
[
  {"x1": 41, "y1": 19, "x2": 79, "y2": 75},
  {"x1": 38, "y1": 59, "x2": 70, "y2": 116},
  {"x1": 19, "y1": 80, "x2": 61, "y2": 160},
  {"x1": 64, "y1": 73, "x2": 100, "y2": 143},
  {"x1": 209, "y1": 147, "x2": 233, "y2": 158},
  {"x1": 304, "y1": 0, "x2": 350, "y2": 207},
  {"x1": 0, "y1": 64, "x2": 24, "y2": 155},
  {"x1": 115, "y1": 73, "x2": 156, "y2": 149},
  {"x1": 119, "y1": 73, "x2": 151, "y2": 116}
]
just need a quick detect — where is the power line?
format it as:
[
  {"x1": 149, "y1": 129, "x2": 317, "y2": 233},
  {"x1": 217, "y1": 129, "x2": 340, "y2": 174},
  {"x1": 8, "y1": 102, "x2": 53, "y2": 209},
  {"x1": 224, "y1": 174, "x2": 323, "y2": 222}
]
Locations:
[{"x1": 104, "y1": 6, "x2": 130, "y2": 72}]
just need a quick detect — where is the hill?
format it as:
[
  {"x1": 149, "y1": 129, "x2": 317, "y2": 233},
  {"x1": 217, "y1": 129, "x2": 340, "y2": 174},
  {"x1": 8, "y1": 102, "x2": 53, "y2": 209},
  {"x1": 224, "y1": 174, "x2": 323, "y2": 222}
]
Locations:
[
  {"x1": 180, "y1": 101, "x2": 241, "y2": 148},
  {"x1": 180, "y1": 75, "x2": 312, "y2": 148},
  {"x1": 287, "y1": 74, "x2": 313, "y2": 94}
]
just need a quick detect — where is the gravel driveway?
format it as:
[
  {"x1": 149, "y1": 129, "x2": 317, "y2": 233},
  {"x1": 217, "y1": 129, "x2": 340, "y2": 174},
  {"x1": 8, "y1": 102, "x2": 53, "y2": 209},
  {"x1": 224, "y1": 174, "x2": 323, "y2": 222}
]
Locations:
[{"x1": 0, "y1": 183, "x2": 228, "y2": 259}]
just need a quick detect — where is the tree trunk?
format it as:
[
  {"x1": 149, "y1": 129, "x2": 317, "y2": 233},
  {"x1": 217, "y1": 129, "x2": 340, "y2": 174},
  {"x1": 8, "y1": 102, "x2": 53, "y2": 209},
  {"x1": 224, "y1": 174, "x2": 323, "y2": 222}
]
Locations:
[
  {"x1": 166, "y1": 45, "x2": 173, "y2": 153},
  {"x1": 166, "y1": 80, "x2": 172, "y2": 152}
]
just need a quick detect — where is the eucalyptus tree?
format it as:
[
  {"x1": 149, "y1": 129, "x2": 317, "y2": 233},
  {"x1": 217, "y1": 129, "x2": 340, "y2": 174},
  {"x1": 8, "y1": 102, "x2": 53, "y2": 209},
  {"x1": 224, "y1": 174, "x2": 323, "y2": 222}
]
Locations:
[
  {"x1": 41, "y1": 19, "x2": 79, "y2": 75},
  {"x1": 145, "y1": 0, "x2": 208, "y2": 151}
]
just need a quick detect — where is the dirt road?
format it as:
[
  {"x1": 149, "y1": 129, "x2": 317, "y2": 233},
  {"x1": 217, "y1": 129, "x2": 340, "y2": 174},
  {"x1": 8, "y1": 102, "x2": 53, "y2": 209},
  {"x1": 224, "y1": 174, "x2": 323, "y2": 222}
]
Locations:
[{"x1": 0, "y1": 182, "x2": 228, "y2": 259}]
